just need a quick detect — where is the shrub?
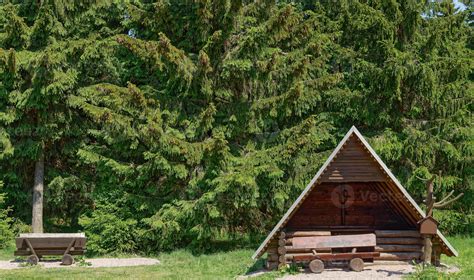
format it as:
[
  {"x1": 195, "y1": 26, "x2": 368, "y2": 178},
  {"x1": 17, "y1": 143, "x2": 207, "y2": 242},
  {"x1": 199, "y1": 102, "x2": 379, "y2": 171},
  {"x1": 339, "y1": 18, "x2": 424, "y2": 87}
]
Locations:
[
  {"x1": 0, "y1": 182, "x2": 14, "y2": 248},
  {"x1": 435, "y1": 209, "x2": 473, "y2": 236},
  {"x1": 79, "y1": 203, "x2": 141, "y2": 255},
  {"x1": 10, "y1": 218, "x2": 31, "y2": 235}
]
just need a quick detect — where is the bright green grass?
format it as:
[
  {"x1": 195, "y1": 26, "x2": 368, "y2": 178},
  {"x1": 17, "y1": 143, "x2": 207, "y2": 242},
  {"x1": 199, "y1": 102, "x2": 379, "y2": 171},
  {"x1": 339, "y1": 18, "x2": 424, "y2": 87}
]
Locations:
[
  {"x1": 0, "y1": 245, "x2": 14, "y2": 261},
  {"x1": 0, "y1": 236, "x2": 472, "y2": 279},
  {"x1": 0, "y1": 249, "x2": 269, "y2": 280},
  {"x1": 406, "y1": 236, "x2": 473, "y2": 279}
]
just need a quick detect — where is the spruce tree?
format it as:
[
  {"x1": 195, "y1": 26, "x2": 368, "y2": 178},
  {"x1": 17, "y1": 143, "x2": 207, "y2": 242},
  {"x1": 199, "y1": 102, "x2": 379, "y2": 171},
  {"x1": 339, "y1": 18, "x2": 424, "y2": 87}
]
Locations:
[
  {"x1": 0, "y1": 1, "x2": 126, "y2": 231},
  {"x1": 0, "y1": 0, "x2": 471, "y2": 251}
]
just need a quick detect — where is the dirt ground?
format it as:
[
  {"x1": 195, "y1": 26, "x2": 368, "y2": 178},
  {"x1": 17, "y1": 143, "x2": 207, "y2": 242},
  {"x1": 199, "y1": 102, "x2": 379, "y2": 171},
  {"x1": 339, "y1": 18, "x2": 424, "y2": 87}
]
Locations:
[
  {"x1": 278, "y1": 263, "x2": 415, "y2": 280},
  {"x1": 275, "y1": 261, "x2": 460, "y2": 280},
  {"x1": 0, "y1": 257, "x2": 160, "y2": 269}
]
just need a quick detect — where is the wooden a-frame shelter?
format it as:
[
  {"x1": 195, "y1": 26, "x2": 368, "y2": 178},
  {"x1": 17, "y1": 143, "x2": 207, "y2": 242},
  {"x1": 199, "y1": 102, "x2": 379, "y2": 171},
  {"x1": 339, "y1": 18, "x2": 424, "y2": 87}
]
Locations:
[{"x1": 253, "y1": 126, "x2": 457, "y2": 268}]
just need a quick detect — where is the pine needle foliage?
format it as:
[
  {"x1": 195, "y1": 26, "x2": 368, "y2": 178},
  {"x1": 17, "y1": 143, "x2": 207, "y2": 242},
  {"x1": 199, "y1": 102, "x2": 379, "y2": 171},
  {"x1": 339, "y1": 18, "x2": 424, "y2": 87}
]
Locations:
[{"x1": 0, "y1": 0, "x2": 472, "y2": 252}]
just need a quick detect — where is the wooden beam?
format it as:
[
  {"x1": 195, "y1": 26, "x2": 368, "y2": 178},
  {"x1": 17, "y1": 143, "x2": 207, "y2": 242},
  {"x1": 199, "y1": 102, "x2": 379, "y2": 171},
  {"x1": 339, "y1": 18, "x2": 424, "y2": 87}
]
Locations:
[
  {"x1": 376, "y1": 238, "x2": 423, "y2": 245},
  {"x1": 375, "y1": 252, "x2": 422, "y2": 261},
  {"x1": 375, "y1": 230, "x2": 421, "y2": 238},
  {"x1": 375, "y1": 244, "x2": 422, "y2": 252}
]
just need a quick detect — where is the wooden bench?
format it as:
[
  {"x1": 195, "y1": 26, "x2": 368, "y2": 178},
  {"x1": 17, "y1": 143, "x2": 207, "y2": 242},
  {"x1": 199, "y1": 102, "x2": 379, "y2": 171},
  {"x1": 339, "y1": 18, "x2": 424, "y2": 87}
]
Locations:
[
  {"x1": 290, "y1": 233, "x2": 380, "y2": 273},
  {"x1": 15, "y1": 233, "x2": 86, "y2": 265}
]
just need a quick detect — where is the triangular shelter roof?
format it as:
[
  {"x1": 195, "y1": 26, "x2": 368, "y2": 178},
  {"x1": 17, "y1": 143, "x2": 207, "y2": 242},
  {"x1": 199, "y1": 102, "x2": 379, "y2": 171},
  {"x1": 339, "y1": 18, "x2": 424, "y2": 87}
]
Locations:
[{"x1": 252, "y1": 126, "x2": 457, "y2": 259}]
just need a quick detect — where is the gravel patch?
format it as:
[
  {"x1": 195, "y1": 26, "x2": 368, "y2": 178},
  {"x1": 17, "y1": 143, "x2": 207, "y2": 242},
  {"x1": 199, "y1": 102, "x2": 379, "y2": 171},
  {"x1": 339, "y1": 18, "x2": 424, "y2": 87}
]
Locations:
[
  {"x1": 280, "y1": 264, "x2": 414, "y2": 280},
  {"x1": 0, "y1": 257, "x2": 160, "y2": 270},
  {"x1": 278, "y1": 263, "x2": 415, "y2": 280}
]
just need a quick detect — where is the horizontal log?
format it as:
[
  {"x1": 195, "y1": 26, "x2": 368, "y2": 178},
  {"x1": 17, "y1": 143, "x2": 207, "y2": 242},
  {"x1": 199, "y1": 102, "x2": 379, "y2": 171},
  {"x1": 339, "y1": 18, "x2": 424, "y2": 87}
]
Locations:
[
  {"x1": 284, "y1": 246, "x2": 331, "y2": 253},
  {"x1": 290, "y1": 252, "x2": 380, "y2": 262},
  {"x1": 375, "y1": 252, "x2": 422, "y2": 261},
  {"x1": 375, "y1": 244, "x2": 422, "y2": 252},
  {"x1": 278, "y1": 246, "x2": 286, "y2": 255},
  {"x1": 293, "y1": 234, "x2": 376, "y2": 249},
  {"x1": 278, "y1": 239, "x2": 286, "y2": 247},
  {"x1": 285, "y1": 231, "x2": 331, "y2": 238},
  {"x1": 285, "y1": 253, "x2": 313, "y2": 260},
  {"x1": 279, "y1": 255, "x2": 286, "y2": 263},
  {"x1": 375, "y1": 230, "x2": 421, "y2": 238},
  {"x1": 376, "y1": 238, "x2": 423, "y2": 245}
]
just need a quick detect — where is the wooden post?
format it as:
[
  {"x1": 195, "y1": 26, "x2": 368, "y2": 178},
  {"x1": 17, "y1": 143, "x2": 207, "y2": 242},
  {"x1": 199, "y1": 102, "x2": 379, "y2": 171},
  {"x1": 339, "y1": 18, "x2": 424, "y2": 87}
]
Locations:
[
  {"x1": 422, "y1": 235, "x2": 432, "y2": 265},
  {"x1": 431, "y1": 244, "x2": 441, "y2": 266}
]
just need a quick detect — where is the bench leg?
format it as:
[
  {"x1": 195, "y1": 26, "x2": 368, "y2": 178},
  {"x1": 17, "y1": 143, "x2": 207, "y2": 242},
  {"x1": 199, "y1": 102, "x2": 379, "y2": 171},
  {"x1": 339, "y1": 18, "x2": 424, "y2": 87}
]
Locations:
[
  {"x1": 309, "y1": 259, "x2": 324, "y2": 273},
  {"x1": 61, "y1": 239, "x2": 76, "y2": 265},
  {"x1": 349, "y1": 258, "x2": 364, "y2": 272},
  {"x1": 24, "y1": 239, "x2": 39, "y2": 265},
  {"x1": 27, "y1": 255, "x2": 39, "y2": 265},
  {"x1": 62, "y1": 254, "x2": 74, "y2": 265}
]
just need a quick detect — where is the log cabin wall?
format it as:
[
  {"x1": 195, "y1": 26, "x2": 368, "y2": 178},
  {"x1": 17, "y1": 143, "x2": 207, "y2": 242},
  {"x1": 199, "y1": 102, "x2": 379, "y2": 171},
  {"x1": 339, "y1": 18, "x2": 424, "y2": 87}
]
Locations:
[{"x1": 268, "y1": 229, "x2": 423, "y2": 266}]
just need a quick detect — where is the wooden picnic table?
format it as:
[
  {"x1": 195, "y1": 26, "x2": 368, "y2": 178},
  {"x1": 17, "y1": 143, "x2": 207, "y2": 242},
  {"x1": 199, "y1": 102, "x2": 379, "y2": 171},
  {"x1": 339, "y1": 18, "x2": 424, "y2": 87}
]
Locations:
[{"x1": 15, "y1": 233, "x2": 87, "y2": 265}]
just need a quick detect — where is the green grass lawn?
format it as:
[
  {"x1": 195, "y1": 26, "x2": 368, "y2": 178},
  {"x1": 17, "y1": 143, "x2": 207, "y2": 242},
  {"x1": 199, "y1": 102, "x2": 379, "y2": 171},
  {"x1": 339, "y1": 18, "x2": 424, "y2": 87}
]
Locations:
[
  {"x1": 407, "y1": 236, "x2": 474, "y2": 279},
  {"x1": 0, "y1": 249, "x2": 272, "y2": 280},
  {"x1": 0, "y1": 245, "x2": 14, "y2": 261},
  {"x1": 0, "y1": 236, "x2": 471, "y2": 279}
]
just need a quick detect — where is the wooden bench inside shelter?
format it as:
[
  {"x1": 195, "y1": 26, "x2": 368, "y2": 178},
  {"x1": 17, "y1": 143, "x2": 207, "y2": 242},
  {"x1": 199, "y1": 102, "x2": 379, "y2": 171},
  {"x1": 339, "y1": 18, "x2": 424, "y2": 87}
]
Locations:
[{"x1": 287, "y1": 233, "x2": 380, "y2": 273}]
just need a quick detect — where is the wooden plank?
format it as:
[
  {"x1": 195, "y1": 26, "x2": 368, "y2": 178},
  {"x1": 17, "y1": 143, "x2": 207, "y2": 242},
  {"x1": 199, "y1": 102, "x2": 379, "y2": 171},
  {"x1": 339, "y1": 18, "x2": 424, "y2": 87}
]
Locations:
[
  {"x1": 373, "y1": 182, "x2": 417, "y2": 226},
  {"x1": 375, "y1": 230, "x2": 421, "y2": 238},
  {"x1": 378, "y1": 182, "x2": 418, "y2": 225},
  {"x1": 14, "y1": 250, "x2": 85, "y2": 256},
  {"x1": 290, "y1": 252, "x2": 380, "y2": 262},
  {"x1": 16, "y1": 238, "x2": 86, "y2": 249},
  {"x1": 376, "y1": 238, "x2": 423, "y2": 245},
  {"x1": 19, "y1": 233, "x2": 85, "y2": 238},
  {"x1": 286, "y1": 215, "x2": 341, "y2": 227},
  {"x1": 375, "y1": 252, "x2": 422, "y2": 261},
  {"x1": 292, "y1": 234, "x2": 376, "y2": 249},
  {"x1": 369, "y1": 183, "x2": 412, "y2": 227},
  {"x1": 375, "y1": 244, "x2": 422, "y2": 252},
  {"x1": 285, "y1": 231, "x2": 331, "y2": 238}
]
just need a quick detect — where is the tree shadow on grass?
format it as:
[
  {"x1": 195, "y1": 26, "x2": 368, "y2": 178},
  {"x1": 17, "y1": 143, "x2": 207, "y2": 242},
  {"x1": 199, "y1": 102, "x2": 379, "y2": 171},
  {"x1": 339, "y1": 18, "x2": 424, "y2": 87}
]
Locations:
[{"x1": 245, "y1": 257, "x2": 267, "y2": 274}]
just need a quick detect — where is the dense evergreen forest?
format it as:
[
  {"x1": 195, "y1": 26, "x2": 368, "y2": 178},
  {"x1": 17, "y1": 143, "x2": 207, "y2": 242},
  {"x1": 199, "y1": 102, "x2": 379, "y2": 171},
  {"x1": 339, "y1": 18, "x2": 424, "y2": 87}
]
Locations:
[{"x1": 0, "y1": 0, "x2": 472, "y2": 254}]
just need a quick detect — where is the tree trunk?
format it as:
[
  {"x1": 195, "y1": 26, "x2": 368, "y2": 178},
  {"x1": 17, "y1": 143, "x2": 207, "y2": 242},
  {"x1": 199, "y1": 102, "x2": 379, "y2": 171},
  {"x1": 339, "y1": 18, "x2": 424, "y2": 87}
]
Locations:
[
  {"x1": 423, "y1": 235, "x2": 432, "y2": 265},
  {"x1": 32, "y1": 153, "x2": 44, "y2": 233}
]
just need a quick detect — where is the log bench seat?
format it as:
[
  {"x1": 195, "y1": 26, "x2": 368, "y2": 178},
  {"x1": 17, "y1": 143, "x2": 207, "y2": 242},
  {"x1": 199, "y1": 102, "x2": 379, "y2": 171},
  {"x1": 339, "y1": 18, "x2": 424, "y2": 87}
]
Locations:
[{"x1": 15, "y1": 233, "x2": 87, "y2": 265}]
